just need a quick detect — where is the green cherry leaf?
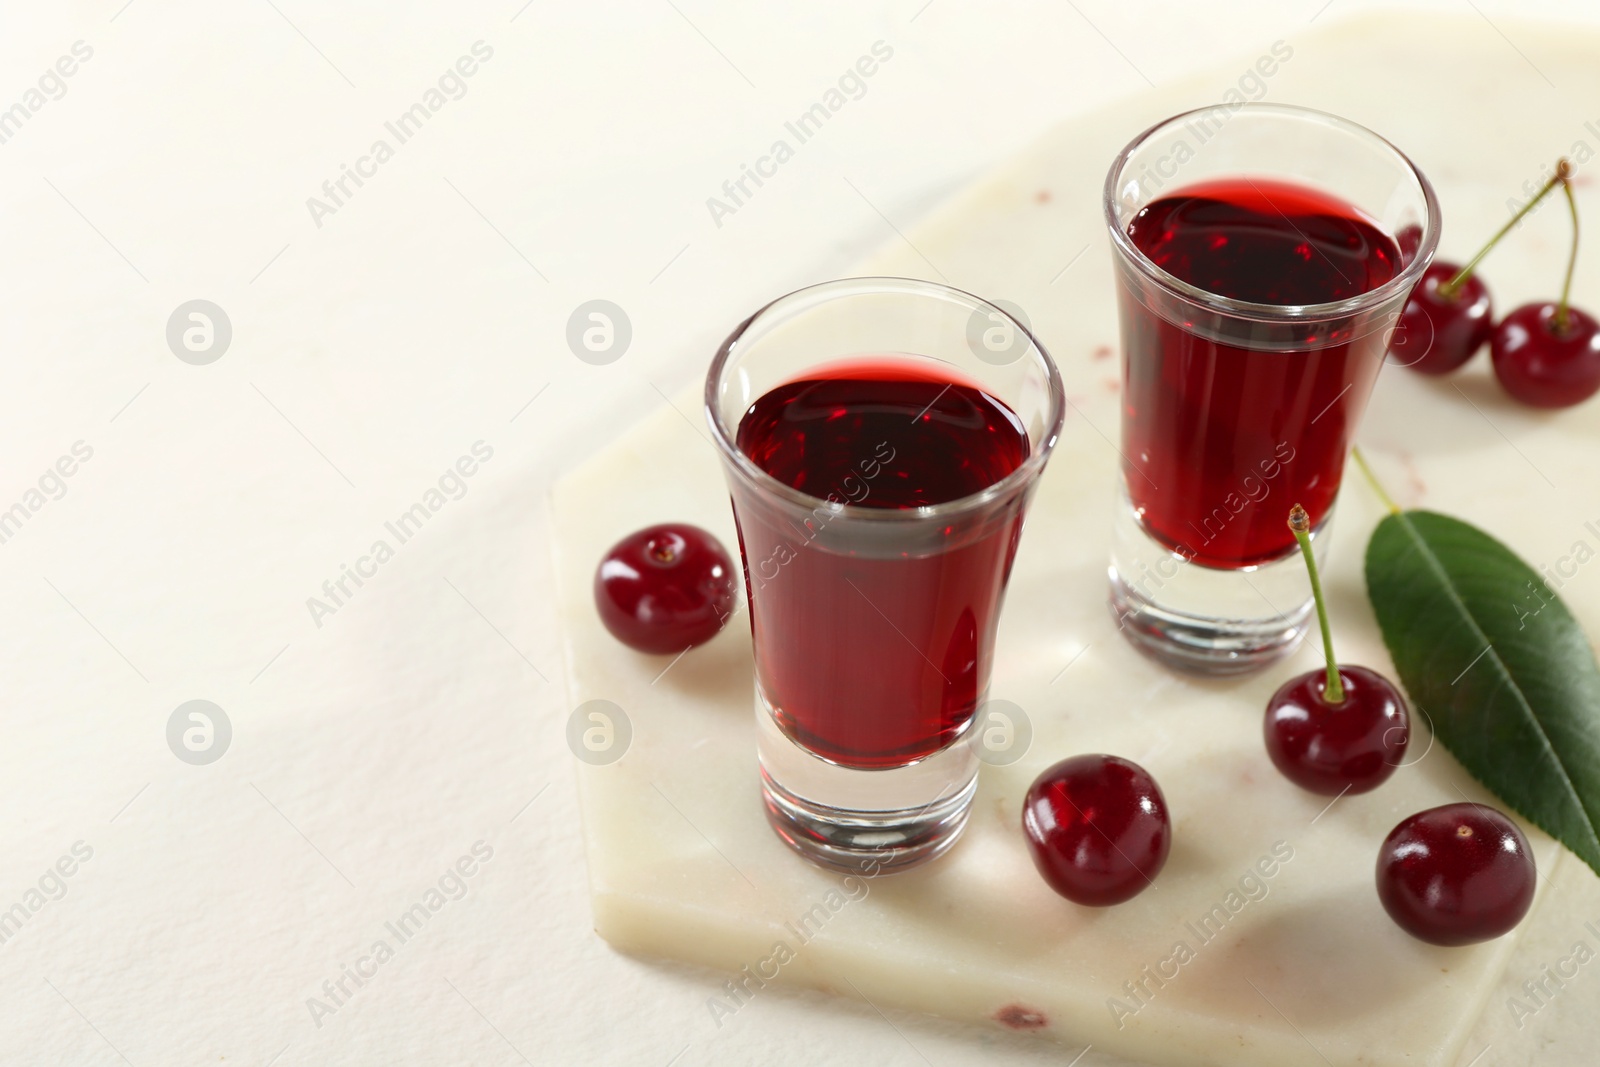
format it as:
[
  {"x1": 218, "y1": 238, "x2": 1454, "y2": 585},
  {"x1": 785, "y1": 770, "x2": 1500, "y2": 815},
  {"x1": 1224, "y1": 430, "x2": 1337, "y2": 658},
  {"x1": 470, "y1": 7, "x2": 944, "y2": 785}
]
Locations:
[{"x1": 1365, "y1": 509, "x2": 1600, "y2": 877}]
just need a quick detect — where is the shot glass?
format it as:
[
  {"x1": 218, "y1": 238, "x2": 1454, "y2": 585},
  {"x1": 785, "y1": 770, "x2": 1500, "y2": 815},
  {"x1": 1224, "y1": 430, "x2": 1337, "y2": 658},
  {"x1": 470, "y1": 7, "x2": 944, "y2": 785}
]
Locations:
[
  {"x1": 1103, "y1": 103, "x2": 1440, "y2": 674},
  {"x1": 705, "y1": 278, "x2": 1064, "y2": 872}
]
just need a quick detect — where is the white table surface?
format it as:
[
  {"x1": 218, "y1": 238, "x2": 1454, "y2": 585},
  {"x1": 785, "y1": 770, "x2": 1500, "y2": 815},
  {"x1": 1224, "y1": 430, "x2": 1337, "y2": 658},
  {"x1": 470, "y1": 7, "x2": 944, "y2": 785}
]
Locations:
[{"x1": 4, "y1": 2, "x2": 1600, "y2": 1063}]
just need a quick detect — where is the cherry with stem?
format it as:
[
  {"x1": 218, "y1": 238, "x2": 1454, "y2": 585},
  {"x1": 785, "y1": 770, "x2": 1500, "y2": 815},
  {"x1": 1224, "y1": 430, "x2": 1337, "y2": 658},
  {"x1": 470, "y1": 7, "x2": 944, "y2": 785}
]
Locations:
[
  {"x1": 1491, "y1": 161, "x2": 1600, "y2": 408},
  {"x1": 1262, "y1": 504, "x2": 1410, "y2": 795}
]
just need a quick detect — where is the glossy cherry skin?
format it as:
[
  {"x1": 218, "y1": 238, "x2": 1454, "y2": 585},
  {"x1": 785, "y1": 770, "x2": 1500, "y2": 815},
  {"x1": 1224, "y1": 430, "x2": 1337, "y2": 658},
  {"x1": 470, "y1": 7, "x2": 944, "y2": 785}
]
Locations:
[
  {"x1": 1022, "y1": 754, "x2": 1171, "y2": 906},
  {"x1": 1390, "y1": 262, "x2": 1493, "y2": 375},
  {"x1": 1490, "y1": 302, "x2": 1600, "y2": 408},
  {"x1": 594, "y1": 523, "x2": 735, "y2": 654},
  {"x1": 1376, "y1": 803, "x2": 1536, "y2": 946},
  {"x1": 1264, "y1": 665, "x2": 1408, "y2": 796}
]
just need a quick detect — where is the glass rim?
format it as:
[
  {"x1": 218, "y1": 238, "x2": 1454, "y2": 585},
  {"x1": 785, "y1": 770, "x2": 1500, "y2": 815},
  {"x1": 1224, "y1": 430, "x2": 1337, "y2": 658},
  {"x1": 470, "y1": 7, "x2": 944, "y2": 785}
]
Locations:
[
  {"x1": 1102, "y1": 102, "x2": 1442, "y2": 323},
  {"x1": 703, "y1": 276, "x2": 1066, "y2": 523}
]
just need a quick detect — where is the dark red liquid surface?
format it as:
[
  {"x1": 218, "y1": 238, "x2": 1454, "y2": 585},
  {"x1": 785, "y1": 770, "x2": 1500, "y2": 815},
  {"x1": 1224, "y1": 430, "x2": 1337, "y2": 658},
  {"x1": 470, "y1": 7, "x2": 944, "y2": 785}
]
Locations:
[
  {"x1": 1120, "y1": 178, "x2": 1402, "y2": 567},
  {"x1": 734, "y1": 358, "x2": 1029, "y2": 768}
]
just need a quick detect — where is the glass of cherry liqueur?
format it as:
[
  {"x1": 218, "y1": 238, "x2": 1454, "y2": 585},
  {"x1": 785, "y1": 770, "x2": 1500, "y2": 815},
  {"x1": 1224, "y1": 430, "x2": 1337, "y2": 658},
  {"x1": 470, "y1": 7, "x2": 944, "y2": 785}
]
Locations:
[
  {"x1": 1104, "y1": 103, "x2": 1440, "y2": 673},
  {"x1": 706, "y1": 278, "x2": 1064, "y2": 872}
]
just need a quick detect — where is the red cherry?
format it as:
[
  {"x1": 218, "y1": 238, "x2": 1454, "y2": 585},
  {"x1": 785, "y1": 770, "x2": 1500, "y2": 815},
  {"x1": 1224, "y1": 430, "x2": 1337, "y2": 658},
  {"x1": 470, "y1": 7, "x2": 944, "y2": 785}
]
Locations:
[
  {"x1": 1376, "y1": 803, "x2": 1536, "y2": 946},
  {"x1": 1265, "y1": 505, "x2": 1410, "y2": 795},
  {"x1": 1490, "y1": 302, "x2": 1600, "y2": 408},
  {"x1": 1264, "y1": 665, "x2": 1409, "y2": 795},
  {"x1": 1390, "y1": 262, "x2": 1493, "y2": 375},
  {"x1": 1021, "y1": 754, "x2": 1171, "y2": 906},
  {"x1": 594, "y1": 523, "x2": 735, "y2": 654}
]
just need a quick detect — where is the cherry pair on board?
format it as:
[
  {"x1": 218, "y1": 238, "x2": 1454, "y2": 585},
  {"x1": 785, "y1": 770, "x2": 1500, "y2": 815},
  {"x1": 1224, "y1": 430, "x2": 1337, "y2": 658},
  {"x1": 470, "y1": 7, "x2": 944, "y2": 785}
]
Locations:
[{"x1": 1394, "y1": 158, "x2": 1600, "y2": 407}]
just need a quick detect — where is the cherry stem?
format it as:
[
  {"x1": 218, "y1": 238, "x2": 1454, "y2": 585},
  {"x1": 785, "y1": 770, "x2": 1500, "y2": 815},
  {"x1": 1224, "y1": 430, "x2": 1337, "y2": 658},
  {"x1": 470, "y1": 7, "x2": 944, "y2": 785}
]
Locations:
[
  {"x1": 1289, "y1": 504, "x2": 1343, "y2": 704},
  {"x1": 1558, "y1": 176, "x2": 1580, "y2": 333},
  {"x1": 1351, "y1": 447, "x2": 1402, "y2": 515},
  {"x1": 1441, "y1": 159, "x2": 1571, "y2": 300}
]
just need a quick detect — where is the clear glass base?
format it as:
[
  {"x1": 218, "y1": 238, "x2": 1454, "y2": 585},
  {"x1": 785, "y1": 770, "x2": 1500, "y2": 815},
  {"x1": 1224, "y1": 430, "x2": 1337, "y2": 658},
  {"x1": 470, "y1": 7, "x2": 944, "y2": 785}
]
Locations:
[
  {"x1": 1107, "y1": 567, "x2": 1313, "y2": 675},
  {"x1": 1107, "y1": 489, "x2": 1327, "y2": 676},
  {"x1": 755, "y1": 689, "x2": 978, "y2": 874}
]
